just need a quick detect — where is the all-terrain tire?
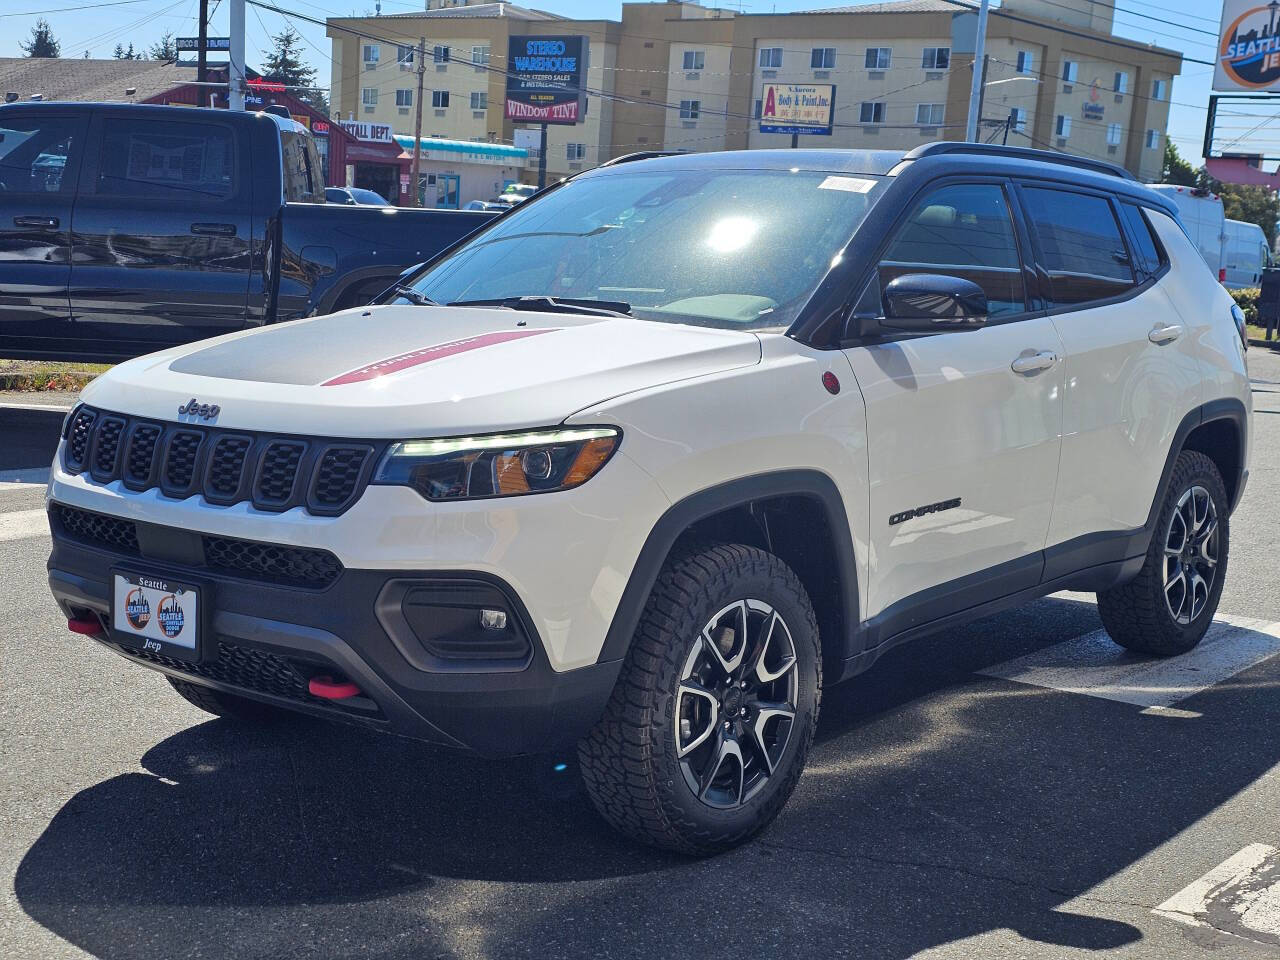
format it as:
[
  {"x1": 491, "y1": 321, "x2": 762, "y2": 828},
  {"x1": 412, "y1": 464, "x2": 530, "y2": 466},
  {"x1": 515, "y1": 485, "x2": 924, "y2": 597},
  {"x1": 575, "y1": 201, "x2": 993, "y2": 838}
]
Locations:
[
  {"x1": 166, "y1": 676, "x2": 290, "y2": 722},
  {"x1": 1097, "y1": 450, "x2": 1229, "y2": 656},
  {"x1": 578, "y1": 543, "x2": 821, "y2": 855}
]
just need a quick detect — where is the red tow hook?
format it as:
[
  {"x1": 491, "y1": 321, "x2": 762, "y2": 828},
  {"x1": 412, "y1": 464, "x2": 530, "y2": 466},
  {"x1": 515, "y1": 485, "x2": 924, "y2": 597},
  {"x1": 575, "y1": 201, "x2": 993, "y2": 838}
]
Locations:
[
  {"x1": 308, "y1": 675, "x2": 362, "y2": 700},
  {"x1": 67, "y1": 617, "x2": 104, "y2": 636}
]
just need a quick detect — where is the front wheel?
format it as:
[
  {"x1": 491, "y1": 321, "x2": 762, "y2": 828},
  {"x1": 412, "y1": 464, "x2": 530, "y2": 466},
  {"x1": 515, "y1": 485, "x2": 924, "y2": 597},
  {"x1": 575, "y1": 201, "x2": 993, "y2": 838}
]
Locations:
[
  {"x1": 578, "y1": 543, "x2": 821, "y2": 855},
  {"x1": 1098, "y1": 450, "x2": 1229, "y2": 656}
]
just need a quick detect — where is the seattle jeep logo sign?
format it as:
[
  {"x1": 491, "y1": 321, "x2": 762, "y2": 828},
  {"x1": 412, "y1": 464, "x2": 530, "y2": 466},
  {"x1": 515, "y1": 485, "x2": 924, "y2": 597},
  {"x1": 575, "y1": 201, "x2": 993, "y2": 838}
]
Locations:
[{"x1": 1217, "y1": 0, "x2": 1280, "y2": 91}]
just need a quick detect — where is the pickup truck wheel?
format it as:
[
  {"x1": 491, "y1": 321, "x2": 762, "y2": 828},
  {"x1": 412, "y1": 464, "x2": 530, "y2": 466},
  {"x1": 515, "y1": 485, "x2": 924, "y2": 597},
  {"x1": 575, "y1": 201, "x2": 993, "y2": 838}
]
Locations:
[
  {"x1": 1097, "y1": 450, "x2": 1229, "y2": 656},
  {"x1": 578, "y1": 543, "x2": 821, "y2": 855},
  {"x1": 166, "y1": 676, "x2": 288, "y2": 722}
]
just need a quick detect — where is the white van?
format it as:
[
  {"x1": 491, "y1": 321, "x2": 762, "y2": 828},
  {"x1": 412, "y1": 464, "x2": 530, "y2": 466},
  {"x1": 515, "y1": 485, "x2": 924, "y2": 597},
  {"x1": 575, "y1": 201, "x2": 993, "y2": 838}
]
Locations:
[
  {"x1": 1148, "y1": 184, "x2": 1227, "y2": 282},
  {"x1": 1223, "y1": 218, "x2": 1271, "y2": 289}
]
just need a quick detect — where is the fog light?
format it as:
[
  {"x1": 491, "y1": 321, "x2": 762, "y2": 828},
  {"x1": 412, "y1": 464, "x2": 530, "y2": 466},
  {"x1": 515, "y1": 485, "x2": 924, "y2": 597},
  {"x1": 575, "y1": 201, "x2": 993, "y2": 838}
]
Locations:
[{"x1": 479, "y1": 608, "x2": 508, "y2": 631}]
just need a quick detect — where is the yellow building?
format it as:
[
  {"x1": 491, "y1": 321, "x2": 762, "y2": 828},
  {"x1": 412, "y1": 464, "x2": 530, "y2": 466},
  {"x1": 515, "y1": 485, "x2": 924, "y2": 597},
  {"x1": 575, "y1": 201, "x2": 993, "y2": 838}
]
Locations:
[{"x1": 326, "y1": 0, "x2": 1182, "y2": 201}]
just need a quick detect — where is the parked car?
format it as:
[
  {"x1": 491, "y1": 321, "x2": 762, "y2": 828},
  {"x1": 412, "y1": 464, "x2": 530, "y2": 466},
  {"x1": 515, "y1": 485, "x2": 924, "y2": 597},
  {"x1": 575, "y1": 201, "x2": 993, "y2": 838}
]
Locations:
[
  {"x1": 45, "y1": 143, "x2": 1250, "y2": 854},
  {"x1": 491, "y1": 182, "x2": 537, "y2": 208},
  {"x1": 325, "y1": 186, "x2": 389, "y2": 206},
  {"x1": 0, "y1": 103, "x2": 495, "y2": 361},
  {"x1": 1222, "y1": 217, "x2": 1271, "y2": 289},
  {"x1": 1147, "y1": 183, "x2": 1228, "y2": 282}
]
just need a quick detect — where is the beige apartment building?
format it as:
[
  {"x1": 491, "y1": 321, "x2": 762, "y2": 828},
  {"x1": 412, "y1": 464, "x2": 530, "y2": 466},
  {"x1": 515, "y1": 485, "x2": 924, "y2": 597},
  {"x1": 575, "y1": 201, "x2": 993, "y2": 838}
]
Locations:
[{"x1": 326, "y1": 0, "x2": 1182, "y2": 203}]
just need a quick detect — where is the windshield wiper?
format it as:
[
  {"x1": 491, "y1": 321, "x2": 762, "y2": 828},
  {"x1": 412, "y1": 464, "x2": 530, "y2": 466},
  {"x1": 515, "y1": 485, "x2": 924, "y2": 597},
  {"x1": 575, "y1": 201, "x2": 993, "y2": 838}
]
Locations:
[
  {"x1": 448, "y1": 295, "x2": 632, "y2": 318},
  {"x1": 390, "y1": 284, "x2": 438, "y2": 306}
]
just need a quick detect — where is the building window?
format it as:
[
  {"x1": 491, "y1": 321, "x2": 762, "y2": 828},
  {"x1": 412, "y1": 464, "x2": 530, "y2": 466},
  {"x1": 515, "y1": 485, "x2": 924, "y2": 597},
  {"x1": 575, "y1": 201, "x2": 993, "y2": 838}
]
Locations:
[
  {"x1": 566, "y1": 143, "x2": 586, "y2": 161},
  {"x1": 1152, "y1": 78, "x2": 1166, "y2": 100},
  {"x1": 753, "y1": 98, "x2": 763, "y2": 119},
  {"x1": 859, "y1": 101, "x2": 885, "y2": 124},
  {"x1": 811, "y1": 47, "x2": 835, "y2": 69},
  {"x1": 361, "y1": 87, "x2": 377, "y2": 106},
  {"x1": 395, "y1": 88, "x2": 412, "y2": 107},
  {"x1": 865, "y1": 47, "x2": 891, "y2": 70},
  {"x1": 1113, "y1": 71, "x2": 1128, "y2": 94},
  {"x1": 1010, "y1": 107, "x2": 1027, "y2": 132},
  {"x1": 396, "y1": 44, "x2": 414, "y2": 65},
  {"x1": 679, "y1": 99, "x2": 700, "y2": 120},
  {"x1": 922, "y1": 47, "x2": 950, "y2": 70},
  {"x1": 683, "y1": 50, "x2": 705, "y2": 71},
  {"x1": 433, "y1": 45, "x2": 449, "y2": 63},
  {"x1": 472, "y1": 45, "x2": 490, "y2": 66},
  {"x1": 432, "y1": 90, "x2": 449, "y2": 108},
  {"x1": 1146, "y1": 128, "x2": 1160, "y2": 149},
  {"x1": 1106, "y1": 122, "x2": 1121, "y2": 146},
  {"x1": 1055, "y1": 114, "x2": 1071, "y2": 138},
  {"x1": 1016, "y1": 50, "x2": 1034, "y2": 74},
  {"x1": 1062, "y1": 60, "x2": 1078, "y2": 83},
  {"x1": 759, "y1": 47, "x2": 783, "y2": 69},
  {"x1": 916, "y1": 103, "x2": 945, "y2": 126},
  {"x1": 362, "y1": 44, "x2": 379, "y2": 64},
  {"x1": 470, "y1": 91, "x2": 487, "y2": 110}
]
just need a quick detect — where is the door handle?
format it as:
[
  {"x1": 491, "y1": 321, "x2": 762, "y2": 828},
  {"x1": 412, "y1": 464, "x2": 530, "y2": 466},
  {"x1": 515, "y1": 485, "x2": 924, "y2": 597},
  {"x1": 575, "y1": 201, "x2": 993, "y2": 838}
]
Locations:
[
  {"x1": 14, "y1": 216, "x2": 58, "y2": 229},
  {"x1": 1148, "y1": 324, "x2": 1183, "y2": 344},
  {"x1": 1010, "y1": 351, "x2": 1059, "y2": 375},
  {"x1": 190, "y1": 222, "x2": 236, "y2": 237}
]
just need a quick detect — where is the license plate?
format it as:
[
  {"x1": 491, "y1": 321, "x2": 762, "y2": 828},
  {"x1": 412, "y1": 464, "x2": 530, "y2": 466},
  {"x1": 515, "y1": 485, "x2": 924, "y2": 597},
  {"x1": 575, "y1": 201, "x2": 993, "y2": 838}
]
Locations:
[{"x1": 111, "y1": 570, "x2": 202, "y2": 662}]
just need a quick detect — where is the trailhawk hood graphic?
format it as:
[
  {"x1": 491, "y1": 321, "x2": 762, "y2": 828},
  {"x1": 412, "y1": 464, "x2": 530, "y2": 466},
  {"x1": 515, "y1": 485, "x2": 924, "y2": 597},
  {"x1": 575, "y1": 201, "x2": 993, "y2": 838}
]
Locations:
[{"x1": 82, "y1": 305, "x2": 762, "y2": 437}]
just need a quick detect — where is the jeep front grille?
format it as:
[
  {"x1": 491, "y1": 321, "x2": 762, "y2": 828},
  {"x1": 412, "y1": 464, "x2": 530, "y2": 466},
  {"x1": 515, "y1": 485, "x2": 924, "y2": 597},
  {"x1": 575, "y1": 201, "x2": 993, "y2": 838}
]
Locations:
[{"x1": 62, "y1": 405, "x2": 384, "y2": 516}]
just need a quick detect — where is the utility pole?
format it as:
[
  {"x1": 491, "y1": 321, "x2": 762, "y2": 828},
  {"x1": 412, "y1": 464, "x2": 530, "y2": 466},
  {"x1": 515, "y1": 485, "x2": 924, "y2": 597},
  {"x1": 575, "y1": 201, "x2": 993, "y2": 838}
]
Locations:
[
  {"x1": 536, "y1": 122, "x2": 548, "y2": 189},
  {"x1": 410, "y1": 37, "x2": 426, "y2": 207},
  {"x1": 964, "y1": 0, "x2": 991, "y2": 142},
  {"x1": 973, "y1": 54, "x2": 990, "y2": 141},
  {"x1": 229, "y1": 0, "x2": 245, "y2": 110},
  {"x1": 197, "y1": 0, "x2": 208, "y2": 89}
]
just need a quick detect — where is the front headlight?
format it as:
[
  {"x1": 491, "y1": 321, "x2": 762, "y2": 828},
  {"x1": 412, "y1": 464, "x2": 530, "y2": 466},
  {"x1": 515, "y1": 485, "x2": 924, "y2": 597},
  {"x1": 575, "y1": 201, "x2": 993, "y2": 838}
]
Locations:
[{"x1": 373, "y1": 426, "x2": 621, "y2": 501}]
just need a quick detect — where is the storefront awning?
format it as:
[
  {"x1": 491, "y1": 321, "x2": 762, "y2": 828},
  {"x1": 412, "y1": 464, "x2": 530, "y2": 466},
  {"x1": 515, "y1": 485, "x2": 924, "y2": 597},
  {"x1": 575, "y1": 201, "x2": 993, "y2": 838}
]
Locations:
[{"x1": 394, "y1": 135, "x2": 528, "y2": 164}]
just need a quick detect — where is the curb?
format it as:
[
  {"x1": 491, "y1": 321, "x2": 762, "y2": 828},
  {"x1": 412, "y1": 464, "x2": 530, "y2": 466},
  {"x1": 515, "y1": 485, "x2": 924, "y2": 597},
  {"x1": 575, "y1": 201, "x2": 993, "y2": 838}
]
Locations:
[{"x1": 1249, "y1": 337, "x2": 1280, "y2": 350}]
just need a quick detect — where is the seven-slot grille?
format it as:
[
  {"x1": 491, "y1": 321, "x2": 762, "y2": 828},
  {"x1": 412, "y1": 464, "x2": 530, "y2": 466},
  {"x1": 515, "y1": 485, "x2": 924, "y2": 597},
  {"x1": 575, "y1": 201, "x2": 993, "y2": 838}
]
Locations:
[{"x1": 61, "y1": 406, "x2": 381, "y2": 516}]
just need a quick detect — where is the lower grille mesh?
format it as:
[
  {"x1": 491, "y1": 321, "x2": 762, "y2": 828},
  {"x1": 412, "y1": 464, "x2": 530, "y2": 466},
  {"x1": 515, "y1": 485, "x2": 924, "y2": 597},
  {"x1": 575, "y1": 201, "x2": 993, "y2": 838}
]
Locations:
[{"x1": 126, "y1": 639, "x2": 311, "y2": 702}]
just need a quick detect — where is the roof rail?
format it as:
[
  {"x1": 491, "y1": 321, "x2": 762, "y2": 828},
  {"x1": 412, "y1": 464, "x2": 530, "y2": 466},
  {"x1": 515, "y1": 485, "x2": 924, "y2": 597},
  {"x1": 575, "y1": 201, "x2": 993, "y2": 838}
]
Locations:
[
  {"x1": 902, "y1": 142, "x2": 1136, "y2": 181},
  {"x1": 598, "y1": 150, "x2": 680, "y2": 168}
]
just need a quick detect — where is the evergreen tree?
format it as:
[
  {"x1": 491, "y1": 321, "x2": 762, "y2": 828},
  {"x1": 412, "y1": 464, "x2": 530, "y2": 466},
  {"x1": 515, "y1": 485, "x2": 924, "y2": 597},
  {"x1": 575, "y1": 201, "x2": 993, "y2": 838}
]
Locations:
[
  {"x1": 1161, "y1": 142, "x2": 1198, "y2": 188},
  {"x1": 113, "y1": 43, "x2": 126, "y2": 59},
  {"x1": 149, "y1": 34, "x2": 177, "y2": 61},
  {"x1": 262, "y1": 28, "x2": 326, "y2": 113},
  {"x1": 20, "y1": 19, "x2": 61, "y2": 58}
]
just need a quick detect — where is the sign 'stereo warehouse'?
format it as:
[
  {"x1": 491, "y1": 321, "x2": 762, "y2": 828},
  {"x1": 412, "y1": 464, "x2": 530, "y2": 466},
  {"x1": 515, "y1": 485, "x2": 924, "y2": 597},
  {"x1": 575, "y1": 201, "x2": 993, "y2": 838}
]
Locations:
[{"x1": 504, "y1": 35, "x2": 588, "y2": 124}]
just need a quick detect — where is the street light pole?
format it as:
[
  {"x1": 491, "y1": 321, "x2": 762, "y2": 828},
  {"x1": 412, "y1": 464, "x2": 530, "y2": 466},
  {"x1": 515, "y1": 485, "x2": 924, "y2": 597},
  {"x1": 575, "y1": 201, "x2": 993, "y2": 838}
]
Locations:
[
  {"x1": 228, "y1": 0, "x2": 245, "y2": 110},
  {"x1": 964, "y1": 0, "x2": 991, "y2": 142}
]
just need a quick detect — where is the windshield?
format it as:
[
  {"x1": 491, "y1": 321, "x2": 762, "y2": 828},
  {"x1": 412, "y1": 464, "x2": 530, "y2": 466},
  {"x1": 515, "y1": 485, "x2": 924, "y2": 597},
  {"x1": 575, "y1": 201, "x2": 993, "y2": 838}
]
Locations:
[
  {"x1": 401, "y1": 166, "x2": 886, "y2": 330},
  {"x1": 351, "y1": 188, "x2": 389, "y2": 205}
]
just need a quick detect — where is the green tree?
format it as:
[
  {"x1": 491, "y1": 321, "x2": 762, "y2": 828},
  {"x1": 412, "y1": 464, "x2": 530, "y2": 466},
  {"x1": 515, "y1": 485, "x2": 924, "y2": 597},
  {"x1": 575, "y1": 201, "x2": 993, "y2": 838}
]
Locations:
[
  {"x1": 113, "y1": 43, "x2": 125, "y2": 59},
  {"x1": 149, "y1": 34, "x2": 176, "y2": 61},
  {"x1": 20, "y1": 19, "x2": 61, "y2": 58},
  {"x1": 261, "y1": 27, "x2": 327, "y2": 113},
  {"x1": 1161, "y1": 142, "x2": 1198, "y2": 187}
]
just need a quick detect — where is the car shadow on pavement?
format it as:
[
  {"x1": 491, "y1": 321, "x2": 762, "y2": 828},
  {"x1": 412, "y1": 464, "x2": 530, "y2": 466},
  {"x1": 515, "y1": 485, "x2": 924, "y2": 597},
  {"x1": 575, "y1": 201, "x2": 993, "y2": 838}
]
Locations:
[{"x1": 15, "y1": 594, "x2": 1280, "y2": 958}]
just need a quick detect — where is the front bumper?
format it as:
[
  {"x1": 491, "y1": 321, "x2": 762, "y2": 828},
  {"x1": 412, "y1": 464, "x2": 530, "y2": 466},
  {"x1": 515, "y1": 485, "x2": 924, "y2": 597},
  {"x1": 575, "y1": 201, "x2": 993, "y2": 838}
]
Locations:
[{"x1": 48, "y1": 514, "x2": 621, "y2": 757}]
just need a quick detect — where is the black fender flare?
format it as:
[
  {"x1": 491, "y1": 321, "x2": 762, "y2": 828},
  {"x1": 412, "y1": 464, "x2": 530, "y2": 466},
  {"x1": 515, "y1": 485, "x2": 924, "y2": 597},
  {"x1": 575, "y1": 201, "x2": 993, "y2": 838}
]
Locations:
[{"x1": 596, "y1": 470, "x2": 860, "y2": 665}]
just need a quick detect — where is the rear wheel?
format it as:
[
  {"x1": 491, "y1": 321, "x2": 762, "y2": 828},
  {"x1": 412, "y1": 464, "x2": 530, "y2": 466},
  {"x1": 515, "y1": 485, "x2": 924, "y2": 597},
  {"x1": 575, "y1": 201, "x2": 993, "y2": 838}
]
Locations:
[
  {"x1": 1098, "y1": 450, "x2": 1229, "y2": 656},
  {"x1": 578, "y1": 543, "x2": 821, "y2": 855},
  {"x1": 166, "y1": 676, "x2": 289, "y2": 722}
]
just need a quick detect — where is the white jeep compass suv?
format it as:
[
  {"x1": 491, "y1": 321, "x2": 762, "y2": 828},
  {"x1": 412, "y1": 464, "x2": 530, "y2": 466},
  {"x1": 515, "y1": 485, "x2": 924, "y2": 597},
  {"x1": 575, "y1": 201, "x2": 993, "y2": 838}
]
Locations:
[{"x1": 46, "y1": 144, "x2": 1252, "y2": 854}]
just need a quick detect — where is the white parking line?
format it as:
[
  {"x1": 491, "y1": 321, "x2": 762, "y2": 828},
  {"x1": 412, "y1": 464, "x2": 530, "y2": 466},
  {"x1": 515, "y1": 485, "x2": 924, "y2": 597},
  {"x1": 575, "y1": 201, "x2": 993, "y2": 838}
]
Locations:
[
  {"x1": 0, "y1": 467, "x2": 50, "y2": 493},
  {"x1": 1155, "y1": 844, "x2": 1280, "y2": 944},
  {"x1": 978, "y1": 614, "x2": 1280, "y2": 709},
  {"x1": 0, "y1": 509, "x2": 49, "y2": 543}
]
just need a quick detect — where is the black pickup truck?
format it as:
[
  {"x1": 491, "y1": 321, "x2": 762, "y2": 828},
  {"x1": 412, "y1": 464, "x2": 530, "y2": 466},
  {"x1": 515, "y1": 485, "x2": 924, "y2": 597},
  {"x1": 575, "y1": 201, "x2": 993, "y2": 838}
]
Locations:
[{"x1": 0, "y1": 102, "x2": 495, "y2": 361}]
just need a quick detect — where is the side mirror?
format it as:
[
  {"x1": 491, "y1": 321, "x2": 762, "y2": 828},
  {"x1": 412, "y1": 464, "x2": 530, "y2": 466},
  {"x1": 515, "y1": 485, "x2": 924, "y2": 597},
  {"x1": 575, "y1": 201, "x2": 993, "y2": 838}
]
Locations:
[{"x1": 882, "y1": 273, "x2": 988, "y2": 332}]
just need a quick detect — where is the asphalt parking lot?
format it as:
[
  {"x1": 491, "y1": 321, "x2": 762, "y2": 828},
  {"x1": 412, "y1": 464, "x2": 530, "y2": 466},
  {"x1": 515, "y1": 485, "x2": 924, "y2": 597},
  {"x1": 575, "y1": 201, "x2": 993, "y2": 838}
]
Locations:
[{"x1": 3, "y1": 351, "x2": 1280, "y2": 960}]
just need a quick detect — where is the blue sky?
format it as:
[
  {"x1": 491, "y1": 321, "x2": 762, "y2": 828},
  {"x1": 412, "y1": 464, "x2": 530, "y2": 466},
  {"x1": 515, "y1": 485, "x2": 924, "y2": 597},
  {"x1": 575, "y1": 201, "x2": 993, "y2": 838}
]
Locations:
[{"x1": 0, "y1": 0, "x2": 1261, "y2": 165}]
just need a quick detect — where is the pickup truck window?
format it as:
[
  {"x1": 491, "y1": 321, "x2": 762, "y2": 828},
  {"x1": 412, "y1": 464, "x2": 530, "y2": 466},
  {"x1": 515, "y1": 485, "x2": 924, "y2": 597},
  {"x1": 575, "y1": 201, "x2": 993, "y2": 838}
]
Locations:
[
  {"x1": 281, "y1": 129, "x2": 323, "y2": 203},
  {"x1": 98, "y1": 119, "x2": 235, "y2": 199},
  {"x1": 0, "y1": 117, "x2": 79, "y2": 194}
]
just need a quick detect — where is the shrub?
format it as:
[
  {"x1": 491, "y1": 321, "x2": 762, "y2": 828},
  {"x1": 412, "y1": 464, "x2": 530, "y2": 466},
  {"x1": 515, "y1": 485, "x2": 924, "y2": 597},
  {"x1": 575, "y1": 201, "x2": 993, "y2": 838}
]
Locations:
[{"x1": 1231, "y1": 286, "x2": 1260, "y2": 325}]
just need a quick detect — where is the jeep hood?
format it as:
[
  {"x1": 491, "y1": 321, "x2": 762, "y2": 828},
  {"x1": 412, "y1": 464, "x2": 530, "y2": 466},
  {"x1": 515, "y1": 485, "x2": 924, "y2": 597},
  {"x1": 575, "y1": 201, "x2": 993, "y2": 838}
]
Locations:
[{"x1": 81, "y1": 305, "x2": 762, "y2": 437}]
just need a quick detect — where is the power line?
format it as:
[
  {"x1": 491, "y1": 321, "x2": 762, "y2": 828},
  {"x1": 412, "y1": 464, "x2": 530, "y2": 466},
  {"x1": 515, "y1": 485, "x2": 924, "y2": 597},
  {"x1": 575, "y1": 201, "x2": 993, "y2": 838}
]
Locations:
[{"x1": 0, "y1": 0, "x2": 155, "y2": 17}]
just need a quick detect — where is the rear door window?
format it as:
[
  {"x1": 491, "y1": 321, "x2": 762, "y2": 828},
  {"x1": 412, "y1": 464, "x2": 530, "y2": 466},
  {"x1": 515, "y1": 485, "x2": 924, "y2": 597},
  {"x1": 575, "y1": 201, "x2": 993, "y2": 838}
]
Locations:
[
  {"x1": 878, "y1": 182, "x2": 1026, "y2": 318},
  {"x1": 0, "y1": 116, "x2": 82, "y2": 194},
  {"x1": 1021, "y1": 187, "x2": 1135, "y2": 307},
  {"x1": 281, "y1": 130, "x2": 322, "y2": 202},
  {"x1": 97, "y1": 119, "x2": 236, "y2": 200},
  {"x1": 1118, "y1": 203, "x2": 1164, "y2": 278}
]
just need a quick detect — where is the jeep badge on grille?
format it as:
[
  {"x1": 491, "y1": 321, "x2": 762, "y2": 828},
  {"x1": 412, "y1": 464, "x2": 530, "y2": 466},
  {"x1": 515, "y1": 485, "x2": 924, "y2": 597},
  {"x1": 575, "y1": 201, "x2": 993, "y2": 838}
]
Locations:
[{"x1": 177, "y1": 399, "x2": 221, "y2": 420}]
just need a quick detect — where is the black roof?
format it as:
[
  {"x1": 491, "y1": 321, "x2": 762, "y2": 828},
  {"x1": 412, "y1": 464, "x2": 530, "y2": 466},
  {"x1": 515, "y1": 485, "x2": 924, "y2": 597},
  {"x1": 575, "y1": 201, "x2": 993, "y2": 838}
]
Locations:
[{"x1": 0, "y1": 100, "x2": 309, "y2": 134}]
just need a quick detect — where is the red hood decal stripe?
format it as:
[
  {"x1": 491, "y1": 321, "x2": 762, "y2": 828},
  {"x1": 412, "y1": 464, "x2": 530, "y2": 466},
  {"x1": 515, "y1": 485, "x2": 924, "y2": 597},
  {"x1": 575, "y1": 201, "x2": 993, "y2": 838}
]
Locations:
[{"x1": 320, "y1": 328, "x2": 558, "y2": 386}]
